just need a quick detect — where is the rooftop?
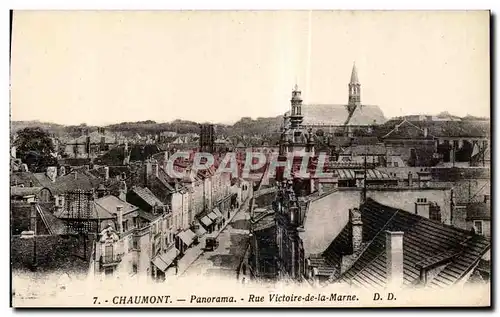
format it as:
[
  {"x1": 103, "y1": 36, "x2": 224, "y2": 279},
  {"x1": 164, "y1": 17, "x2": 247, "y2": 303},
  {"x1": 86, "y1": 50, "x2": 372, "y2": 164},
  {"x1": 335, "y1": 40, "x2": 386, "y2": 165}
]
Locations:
[
  {"x1": 325, "y1": 198, "x2": 490, "y2": 289},
  {"x1": 286, "y1": 104, "x2": 386, "y2": 127}
]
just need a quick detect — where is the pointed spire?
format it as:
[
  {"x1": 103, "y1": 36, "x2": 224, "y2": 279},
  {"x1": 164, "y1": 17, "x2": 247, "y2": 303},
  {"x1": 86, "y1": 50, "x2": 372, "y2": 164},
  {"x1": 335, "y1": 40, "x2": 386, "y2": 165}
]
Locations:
[
  {"x1": 350, "y1": 62, "x2": 359, "y2": 84},
  {"x1": 294, "y1": 83, "x2": 299, "y2": 91}
]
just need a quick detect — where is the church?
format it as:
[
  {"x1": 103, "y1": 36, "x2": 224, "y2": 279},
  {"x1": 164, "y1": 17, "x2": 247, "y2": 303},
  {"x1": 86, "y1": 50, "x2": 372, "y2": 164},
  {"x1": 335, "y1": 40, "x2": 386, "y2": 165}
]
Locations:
[{"x1": 283, "y1": 64, "x2": 386, "y2": 135}]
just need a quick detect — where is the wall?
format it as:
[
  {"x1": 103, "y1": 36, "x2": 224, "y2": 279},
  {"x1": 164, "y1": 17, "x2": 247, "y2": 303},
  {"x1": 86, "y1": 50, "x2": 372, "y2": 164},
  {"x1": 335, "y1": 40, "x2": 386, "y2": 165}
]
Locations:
[
  {"x1": 367, "y1": 187, "x2": 452, "y2": 225},
  {"x1": 301, "y1": 190, "x2": 361, "y2": 256},
  {"x1": 171, "y1": 192, "x2": 183, "y2": 231},
  {"x1": 181, "y1": 191, "x2": 190, "y2": 230},
  {"x1": 11, "y1": 234, "x2": 92, "y2": 274},
  {"x1": 204, "y1": 178, "x2": 212, "y2": 210},
  {"x1": 452, "y1": 206, "x2": 468, "y2": 231}
]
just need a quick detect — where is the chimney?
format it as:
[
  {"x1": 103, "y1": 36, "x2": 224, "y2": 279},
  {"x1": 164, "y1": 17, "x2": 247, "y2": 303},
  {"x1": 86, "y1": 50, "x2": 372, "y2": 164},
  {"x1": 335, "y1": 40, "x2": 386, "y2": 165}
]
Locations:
[
  {"x1": 46, "y1": 166, "x2": 57, "y2": 182},
  {"x1": 11, "y1": 146, "x2": 16, "y2": 158},
  {"x1": 408, "y1": 172, "x2": 413, "y2": 187},
  {"x1": 104, "y1": 166, "x2": 110, "y2": 181},
  {"x1": 394, "y1": 124, "x2": 399, "y2": 132},
  {"x1": 74, "y1": 172, "x2": 78, "y2": 180},
  {"x1": 21, "y1": 163, "x2": 28, "y2": 172},
  {"x1": 30, "y1": 202, "x2": 37, "y2": 234},
  {"x1": 350, "y1": 208, "x2": 363, "y2": 254},
  {"x1": 117, "y1": 205, "x2": 124, "y2": 234},
  {"x1": 423, "y1": 127, "x2": 428, "y2": 138},
  {"x1": 385, "y1": 231, "x2": 404, "y2": 288}
]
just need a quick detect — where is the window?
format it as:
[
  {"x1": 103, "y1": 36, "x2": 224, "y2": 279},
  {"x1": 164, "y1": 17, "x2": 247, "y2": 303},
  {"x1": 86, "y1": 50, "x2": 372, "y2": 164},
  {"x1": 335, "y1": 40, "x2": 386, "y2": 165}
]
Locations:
[
  {"x1": 133, "y1": 237, "x2": 139, "y2": 250},
  {"x1": 474, "y1": 221, "x2": 483, "y2": 235},
  {"x1": 417, "y1": 198, "x2": 427, "y2": 203},
  {"x1": 394, "y1": 162, "x2": 399, "y2": 167},
  {"x1": 123, "y1": 220, "x2": 128, "y2": 232},
  {"x1": 104, "y1": 244, "x2": 114, "y2": 262},
  {"x1": 132, "y1": 264, "x2": 138, "y2": 274}
]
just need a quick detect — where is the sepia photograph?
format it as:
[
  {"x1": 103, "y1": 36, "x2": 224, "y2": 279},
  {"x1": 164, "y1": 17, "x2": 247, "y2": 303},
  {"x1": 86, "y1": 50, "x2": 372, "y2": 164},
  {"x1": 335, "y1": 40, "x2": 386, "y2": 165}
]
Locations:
[{"x1": 9, "y1": 10, "x2": 491, "y2": 308}]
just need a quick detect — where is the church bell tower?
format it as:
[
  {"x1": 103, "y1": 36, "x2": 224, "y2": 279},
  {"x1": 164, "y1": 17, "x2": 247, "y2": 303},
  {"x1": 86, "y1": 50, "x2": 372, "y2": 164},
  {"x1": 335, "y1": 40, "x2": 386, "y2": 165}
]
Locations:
[{"x1": 347, "y1": 63, "x2": 361, "y2": 114}]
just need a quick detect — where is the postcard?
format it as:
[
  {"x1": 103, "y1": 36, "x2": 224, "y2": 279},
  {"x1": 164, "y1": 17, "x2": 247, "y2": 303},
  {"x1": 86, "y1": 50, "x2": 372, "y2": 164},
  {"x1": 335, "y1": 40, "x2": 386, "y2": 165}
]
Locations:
[{"x1": 9, "y1": 10, "x2": 491, "y2": 308}]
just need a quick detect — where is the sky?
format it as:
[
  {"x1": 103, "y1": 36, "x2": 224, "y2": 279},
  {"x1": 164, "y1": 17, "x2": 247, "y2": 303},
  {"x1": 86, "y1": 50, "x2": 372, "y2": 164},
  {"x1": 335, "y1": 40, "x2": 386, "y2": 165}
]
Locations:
[{"x1": 10, "y1": 10, "x2": 490, "y2": 126}]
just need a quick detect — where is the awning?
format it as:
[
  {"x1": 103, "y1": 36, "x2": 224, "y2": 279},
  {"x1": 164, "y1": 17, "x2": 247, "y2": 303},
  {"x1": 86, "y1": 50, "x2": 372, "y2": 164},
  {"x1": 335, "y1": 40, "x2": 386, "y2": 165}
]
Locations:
[
  {"x1": 194, "y1": 224, "x2": 207, "y2": 236},
  {"x1": 152, "y1": 247, "x2": 179, "y2": 272},
  {"x1": 178, "y1": 229, "x2": 197, "y2": 247},
  {"x1": 200, "y1": 216, "x2": 213, "y2": 227},
  {"x1": 213, "y1": 207, "x2": 223, "y2": 218},
  {"x1": 208, "y1": 212, "x2": 218, "y2": 221}
]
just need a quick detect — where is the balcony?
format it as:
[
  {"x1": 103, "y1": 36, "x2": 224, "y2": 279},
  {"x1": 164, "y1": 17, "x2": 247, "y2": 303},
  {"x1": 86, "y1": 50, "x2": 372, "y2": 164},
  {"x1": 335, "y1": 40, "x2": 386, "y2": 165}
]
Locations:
[{"x1": 100, "y1": 254, "x2": 123, "y2": 267}]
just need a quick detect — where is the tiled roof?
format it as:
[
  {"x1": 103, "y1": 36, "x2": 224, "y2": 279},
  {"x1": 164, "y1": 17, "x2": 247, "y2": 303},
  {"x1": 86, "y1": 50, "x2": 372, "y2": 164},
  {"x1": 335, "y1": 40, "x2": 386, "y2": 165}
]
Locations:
[
  {"x1": 95, "y1": 195, "x2": 138, "y2": 216},
  {"x1": 347, "y1": 105, "x2": 387, "y2": 126},
  {"x1": 35, "y1": 171, "x2": 100, "y2": 195},
  {"x1": 381, "y1": 120, "x2": 435, "y2": 140},
  {"x1": 131, "y1": 186, "x2": 165, "y2": 209},
  {"x1": 295, "y1": 104, "x2": 386, "y2": 127},
  {"x1": 335, "y1": 199, "x2": 490, "y2": 289}
]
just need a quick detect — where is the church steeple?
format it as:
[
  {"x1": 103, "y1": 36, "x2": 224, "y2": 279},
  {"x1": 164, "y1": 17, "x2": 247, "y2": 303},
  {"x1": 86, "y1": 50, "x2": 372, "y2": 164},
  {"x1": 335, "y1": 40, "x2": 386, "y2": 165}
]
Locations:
[
  {"x1": 290, "y1": 84, "x2": 304, "y2": 129},
  {"x1": 348, "y1": 63, "x2": 361, "y2": 107}
]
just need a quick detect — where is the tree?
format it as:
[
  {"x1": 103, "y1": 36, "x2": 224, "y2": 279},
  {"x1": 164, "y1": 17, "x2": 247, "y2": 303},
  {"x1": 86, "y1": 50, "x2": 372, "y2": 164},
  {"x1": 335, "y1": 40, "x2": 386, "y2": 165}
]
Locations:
[{"x1": 14, "y1": 127, "x2": 57, "y2": 172}]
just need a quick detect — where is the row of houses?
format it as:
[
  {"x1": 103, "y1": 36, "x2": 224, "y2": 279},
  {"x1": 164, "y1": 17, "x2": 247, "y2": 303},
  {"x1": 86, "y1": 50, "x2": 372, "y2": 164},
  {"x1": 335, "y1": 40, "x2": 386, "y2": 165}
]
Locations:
[{"x1": 10, "y1": 153, "x2": 253, "y2": 285}]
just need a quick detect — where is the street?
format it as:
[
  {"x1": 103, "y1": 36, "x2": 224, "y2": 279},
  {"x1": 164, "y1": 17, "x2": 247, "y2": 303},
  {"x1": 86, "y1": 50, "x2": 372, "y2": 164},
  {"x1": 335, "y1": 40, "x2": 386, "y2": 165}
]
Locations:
[{"x1": 182, "y1": 204, "x2": 250, "y2": 280}]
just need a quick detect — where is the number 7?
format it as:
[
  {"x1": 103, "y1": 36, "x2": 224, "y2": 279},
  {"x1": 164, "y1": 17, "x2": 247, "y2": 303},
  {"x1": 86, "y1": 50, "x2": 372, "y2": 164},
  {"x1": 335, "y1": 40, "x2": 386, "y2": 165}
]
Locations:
[{"x1": 93, "y1": 297, "x2": 98, "y2": 304}]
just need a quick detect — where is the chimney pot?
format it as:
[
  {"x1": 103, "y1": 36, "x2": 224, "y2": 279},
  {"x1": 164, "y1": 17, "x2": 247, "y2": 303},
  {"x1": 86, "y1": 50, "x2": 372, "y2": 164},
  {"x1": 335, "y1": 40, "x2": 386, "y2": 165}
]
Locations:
[{"x1": 385, "y1": 231, "x2": 404, "y2": 289}]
